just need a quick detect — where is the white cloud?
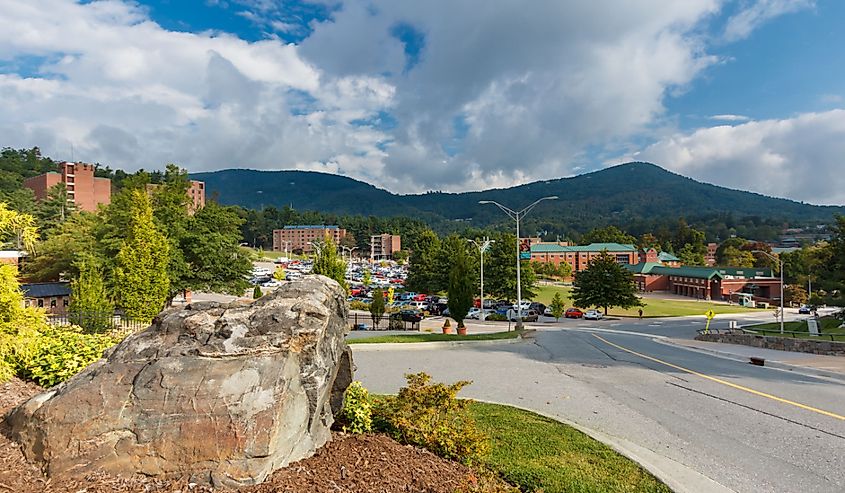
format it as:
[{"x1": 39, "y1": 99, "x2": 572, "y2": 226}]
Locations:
[
  {"x1": 633, "y1": 110, "x2": 845, "y2": 205},
  {"x1": 0, "y1": 0, "x2": 830, "y2": 200},
  {"x1": 723, "y1": 0, "x2": 814, "y2": 41},
  {"x1": 709, "y1": 114, "x2": 750, "y2": 122}
]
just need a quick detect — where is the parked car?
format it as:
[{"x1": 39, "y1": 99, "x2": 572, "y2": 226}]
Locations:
[
  {"x1": 261, "y1": 279, "x2": 282, "y2": 288},
  {"x1": 584, "y1": 309, "x2": 603, "y2": 320},
  {"x1": 413, "y1": 293, "x2": 428, "y2": 301},
  {"x1": 798, "y1": 305, "x2": 812, "y2": 314},
  {"x1": 565, "y1": 308, "x2": 584, "y2": 319},
  {"x1": 352, "y1": 323, "x2": 370, "y2": 331},
  {"x1": 543, "y1": 306, "x2": 554, "y2": 317},
  {"x1": 394, "y1": 309, "x2": 424, "y2": 323},
  {"x1": 529, "y1": 302, "x2": 546, "y2": 314},
  {"x1": 509, "y1": 310, "x2": 539, "y2": 322}
]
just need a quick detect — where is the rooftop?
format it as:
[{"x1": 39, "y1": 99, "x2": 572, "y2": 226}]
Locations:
[
  {"x1": 282, "y1": 225, "x2": 340, "y2": 230},
  {"x1": 20, "y1": 282, "x2": 71, "y2": 298},
  {"x1": 658, "y1": 251, "x2": 680, "y2": 262},
  {"x1": 531, "y1": 242, "x2": 637, "y2": 253}
]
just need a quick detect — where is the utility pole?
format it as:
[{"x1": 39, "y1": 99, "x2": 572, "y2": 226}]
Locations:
[{"x1": 468, "y1": 237, "x2": 494, "y2": 321}]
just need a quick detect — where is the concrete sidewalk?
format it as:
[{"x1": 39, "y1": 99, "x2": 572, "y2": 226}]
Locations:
[{"x1": 666, "y1": 338, "x2": 845, "y2": 381}]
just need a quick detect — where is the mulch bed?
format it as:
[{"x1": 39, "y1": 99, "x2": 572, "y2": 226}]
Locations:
[{"x1": 0, "y1": 378, "x2": 505, "y2": 492}]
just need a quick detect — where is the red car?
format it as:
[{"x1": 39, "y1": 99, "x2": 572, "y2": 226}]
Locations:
[
  {"x1": 413, "y1": 293, "x2": 427, "y2": 301},
  {"x1": 564, "y1": 308, "x2": 584, "y2": 319}
]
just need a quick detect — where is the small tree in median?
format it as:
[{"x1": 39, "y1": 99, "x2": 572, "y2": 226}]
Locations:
[
  {"x1": 550, "y1": 291, "x2": 566, "y2": 321},
  {"x1": 447, "y1": 242, "x2": 474, "y2": 332},
  {"x1": 572, "y1": 251, "x2": 642, "y2": 315},
  {"x1": 370, "y1": 289, "x2": 386, "y2": 329}
]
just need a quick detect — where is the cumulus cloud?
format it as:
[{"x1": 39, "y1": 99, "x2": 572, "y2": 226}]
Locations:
[
  {"x1": 632, "y1": 110, "x2": 845, "y2": 205},
  {"x1": 723, "y1": 0, "x2": 814, "y2": 41},
  {"x1": 0, "y1": 0, "x2": 830, "y2": 199}
]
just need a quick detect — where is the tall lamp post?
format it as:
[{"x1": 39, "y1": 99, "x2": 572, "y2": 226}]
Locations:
[
  {"x1": 341, "y1": 246, "x2": 358, "y2": 261},
  {"x1": 479, "y1": 196, "x2": 558, "y2": 328},
  {"x1": 468, "y1": 237, "x2": 495, "y2": 321},
  {"x1": 754, "y1": 250, "x2": 785, "y2": 334}
]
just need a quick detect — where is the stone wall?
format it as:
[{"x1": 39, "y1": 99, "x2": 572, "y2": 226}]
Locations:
[{"x1": 696, "y1": 333, "x2": 845, "y2": 357}]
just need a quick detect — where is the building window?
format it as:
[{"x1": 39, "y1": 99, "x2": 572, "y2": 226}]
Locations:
[
  {"x1": 63, "y1": 298, "x2": 69, "y2": 307},
  {"x1": 38, "y1": 299, "x2": 44, "y2": 308},
  {"x1": 51, "y1": 299, "x2": 57, "y2": 308}
]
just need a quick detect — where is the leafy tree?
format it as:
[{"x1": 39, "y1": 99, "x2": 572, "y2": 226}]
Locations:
[
  {"x1": 362, "y1": 269, "x2": 372, "y2": 287},
  {"x1": 783, "y1": 285, "x2": 808, "y2": 306},
  {"x1": 253, "y1": 285, "x2": 262, "y2": 299},
  {"x1": 715, "y1": 237, "x2": 748, "y2": 265},
  {"x1": 638, "y1": 233, "x2": 661, "y2": 251},
  {"x1": 816, "y1": 215, "x2": 845, "y2": 300},
  {"x1": 435, "y1": 235, "x2": 471, "y2": 293},
  {"x1": 406, "y1": 229, "x2": 441, "y2": 293},
  {"x1": 580, "y1": 225, "x2": 636, "y2": 245},
  {"x1": 485, "y1": 233, "x2": 537, "y2": 301},
  {"x1": 720, "y1": 246, "x2": 754, "y2": 268},
  {"x1": 24, "y1": 212, "x2": 100, "y2": 282},
  {"x1": 392, "y1": 250, "x2": 409, "y2": 263},
  {"x1": 68, "y1": 257, "x2": 114, "y2": 333},
  {"x1": 572, "y1": 252, "x2": 642, "y2": 315},
  {"x1": 36, "y1": 183, "x2": 76, "y2": 233},
  {"x1": 677, "y1": 243, "x2": 706, "y2": 266},
  {"x1": 273, "y1": 266, "x2": 285, "y2": 281},
  {"x1": 370, "y1": 289, "x2": 386, "y2": 328},
  {"x1": 0, "y1": 201, "x2": 38, "y2": 252},
  {"x1": 550, "y1": 292, "x2": 566, "y2": 321},
  {"x1": 447, "y1": 242, "x2": 474, "y2": 330},
  {"x1": 312, "y1": 234, "x2": 347, "y2": 289},
  {"x1": 113, "y1": 190, "x2": 170, "y2": 322}
]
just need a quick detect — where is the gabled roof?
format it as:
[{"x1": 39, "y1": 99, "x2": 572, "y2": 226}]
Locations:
[
  {"x1": 20, "y1": 282, "x2": 71, "y2": 298},
  {"x1": 626, "y1": 262, "x2": 663, "y2": 274},
  {"x1": 651, "y1": 266, "x2": 724, "y2": 280},
  {"x1": 658, "y1": 251, "x2": 680, "y2": 262}
]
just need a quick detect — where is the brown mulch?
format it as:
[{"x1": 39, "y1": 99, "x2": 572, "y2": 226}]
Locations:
[{"x1": 0, "y1": 378, "x2": 509, "y2": 492}]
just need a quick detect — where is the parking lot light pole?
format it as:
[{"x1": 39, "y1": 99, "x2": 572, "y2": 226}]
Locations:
[
  {"x1": 479, "y1": 196, "x2": 557, "y2": 328},
  {"x1": 754, "y1": 250, "x2": 784, "y2": 334},
  {"x1": 468, "y1": 237, "x2": 494, "y2": 321}
]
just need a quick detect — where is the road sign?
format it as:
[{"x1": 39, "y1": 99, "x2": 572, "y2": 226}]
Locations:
[{"x1": 705, "y1": 309, "x2": 716, "y2": 320}]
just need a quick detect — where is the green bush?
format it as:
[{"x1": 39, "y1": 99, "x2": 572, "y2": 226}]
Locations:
[
  {"x1": 373, "y1": 372, "x2": 489, "y2": 465},
  {"x1": 486, "y1": 313, "x2": 507, "y2": 321},
  {"x1": 339, "y1": 381, "x2": 373, "y2": 434},
  {"x1": 349, "y1": 300, "x2": 371, "y2": 311},
  {"x1": 253, "y1": 285, "x2": 262, "y2": 299},
  {"x1": 16, "y1": 325, "x2": 121, "y2": 387}
]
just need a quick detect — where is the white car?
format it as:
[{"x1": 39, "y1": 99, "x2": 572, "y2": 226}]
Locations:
[
  {"x1": 584, "y1": 309, "x2": 603, "y2": 320},
  {"x1": 261, "y1": 280, "x2": 282, "y2": 288}
]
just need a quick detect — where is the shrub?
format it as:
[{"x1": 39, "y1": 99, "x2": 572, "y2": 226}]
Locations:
[
  {"x1": 15, "y1": 325, "x2": 121, "y2": 387},
  {"x1": 486, "y1": 313, "x2": 507, "y2": 321},
  {"x1": 373, "y1": 372, "x2": 489, "y2": 465},
  {"x1": 339, "y1": 381, "x2": 373, "y2": 434},
  {"x1": 253, "y1": 285, "x2": 262, "y2": 299},
  {"x1": 349, "y1": 300, "x2": 371, "y2": 311}
]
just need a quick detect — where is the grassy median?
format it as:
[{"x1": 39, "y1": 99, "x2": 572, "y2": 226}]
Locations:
[
  {"x1": 469, "y1": 402, "x2": 671, "y2": 493},
  {"x1": 745, "y1": 316, "x2": 845, "y2": 341},
  {"x1": 348, "y1": 330, "x2": 521, "y2": 344}
]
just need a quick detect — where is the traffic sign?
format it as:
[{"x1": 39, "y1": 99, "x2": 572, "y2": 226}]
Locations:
[{"x1": 705, "y1": 309, "x2": 716, "y2": 320}]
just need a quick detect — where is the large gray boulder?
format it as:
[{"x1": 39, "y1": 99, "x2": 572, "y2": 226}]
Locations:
[{"x1": 8, "y1": 275, "x2": 353, "y2": 487}]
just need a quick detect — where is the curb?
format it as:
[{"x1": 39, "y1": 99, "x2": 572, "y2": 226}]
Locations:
[
  {"x1": 474, "y1": 399, "x2": 735, "y2": 493},
  {"x1": 658, "y1": 339, "x2": 845, "y2": 384},
  {"x1": 349, "y1": 331, "x2": 532, "y2": 351}
]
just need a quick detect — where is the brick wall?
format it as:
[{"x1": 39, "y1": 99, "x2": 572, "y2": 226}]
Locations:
[{"x1": 696, "y1": 333, "x2": 845, "y2": 357}]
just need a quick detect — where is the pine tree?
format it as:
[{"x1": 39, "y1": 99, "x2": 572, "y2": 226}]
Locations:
[
  {"x1": 572, "y1": 252, "x2": 642, "y2": 315},
  {"x1": 253, "y1": 285, "x2": 262, "y2": 299},
  {"x1": 69, "y1": 257, "x2": 114, "y2": 333},
  {"x1": 114, "y1": 190, "x2": 170, "y2": 323},
  {"x1": 447, "y1": 242, "x2": 474, "y2": 330},
  {"x1": 312, "y1": 234, "x2": 347, "y2": 290}
]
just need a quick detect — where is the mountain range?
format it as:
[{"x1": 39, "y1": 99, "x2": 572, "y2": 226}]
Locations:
[{"x1": 191, "y1": 162, "x2": 845, "y2": 230}]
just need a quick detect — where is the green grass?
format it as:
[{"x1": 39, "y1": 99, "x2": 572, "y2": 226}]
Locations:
[
  {"x1": 744, "y1": 316, "x2": 845, "y2": 341},
  {"x1": 533, "y1": 284, "x2": 755, "y2": 317},
  {"x1": 469, "y1": 402, "x2": 671, "y2": 493},
  {"x1": 348, "y1": 330, "x2": 521, "y2": 344}
]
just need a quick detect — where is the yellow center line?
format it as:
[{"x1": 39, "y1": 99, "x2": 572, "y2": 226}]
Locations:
[{"x1": 592, "y1": 333, "x2": 845, "y2": 421}]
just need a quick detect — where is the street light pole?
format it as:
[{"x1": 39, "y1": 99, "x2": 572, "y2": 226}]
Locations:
[
  {"x1": 468, "y1": 237, "x2": 494, "y2": 321},
  {"x1": 754, "y1": 250, "x2": 785, "y2": 334},
  {"x1": 479, "y1": 196, "x2": 557, "y2": 328}
]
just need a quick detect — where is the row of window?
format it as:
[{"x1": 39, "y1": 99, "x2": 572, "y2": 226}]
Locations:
[{"x1": 24, "y1": 297, "x2": 69, "y2": 309}]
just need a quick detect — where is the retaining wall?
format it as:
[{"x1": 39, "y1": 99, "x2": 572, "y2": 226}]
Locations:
[{"x1": 696, "y1": 333, "x2": 845, "y2": 357}]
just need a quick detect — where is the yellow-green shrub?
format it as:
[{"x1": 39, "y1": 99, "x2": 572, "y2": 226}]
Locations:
[
  {"x1": 373, "y1": 372, "x2": 489, "y2": 465},
  {"x1": 339, "y1": 381, "x2": 373, "y2": 434},
  {"x1": 14, "y1": 325, "x2": 121, "y2": 387}
]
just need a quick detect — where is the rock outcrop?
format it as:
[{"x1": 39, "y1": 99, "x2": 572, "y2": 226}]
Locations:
[{"x1": 8, "y1": 275, "x2": 353, "y2": 487}]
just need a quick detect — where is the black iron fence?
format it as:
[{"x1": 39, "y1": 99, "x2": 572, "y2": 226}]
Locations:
[
  {"x1": 350, "y1": 312, "x2": 421, "y2": 331},
  {"x1": 47, "y1": 311, "x2": 148, "y2": 335}
]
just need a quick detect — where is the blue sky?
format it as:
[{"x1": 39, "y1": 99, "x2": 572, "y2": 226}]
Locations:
[{"x1": 1, "y1": 1, "x2": 844, "y2": 204}]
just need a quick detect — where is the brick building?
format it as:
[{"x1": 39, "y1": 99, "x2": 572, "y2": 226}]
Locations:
[
  {"x1": 187, "y1": 180, "x2": 206, "y2": 212},
  {"x1": 273, "y1": 225, "x2": 347, "y2": 254},
  {"x1": 21, "y1": 282, "x2": 71, "y2": 315},
  {"x1": 370, "y1": 234, "x2": 401, "y2": 260},
  {"x1": 628, "y1": 264, "x2": 781, "y2": 303},
  {"x1": 529, "y1": 243, "x2": 639, "y2": 273},
  {"x1": 24, "y1": 162, "x2": 111, "y2": 212}
]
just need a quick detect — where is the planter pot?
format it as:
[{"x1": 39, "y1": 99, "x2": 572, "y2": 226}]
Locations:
[
  {"x1": 442, "y1": 326, "x2": 453, "y2": 334},
  {"x1": 457, "y1": 327, "x2": 467, "y2": 336}
]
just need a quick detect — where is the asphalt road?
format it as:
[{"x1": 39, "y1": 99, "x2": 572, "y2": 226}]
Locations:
[{"x1": 352, "y1": 323, "x2": 845, "y2": 493}]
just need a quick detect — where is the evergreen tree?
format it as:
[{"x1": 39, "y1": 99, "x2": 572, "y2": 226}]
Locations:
[
  {"x1": 485, "y1": 233, "x2": 537, "y2": 301},
  {"x1": 550, "y1": 292, "x2": 566, "y2": 321},
  {"x1": 253, "y1": 285, "x2": 262, "y2": 299},
  {"x1": 114, "y1": 190, "x2": 170, "y2": 323},
  {"x1": 447, "y1": 242, "x2": 474, "y2": 330},
  {"x1": 312, "y1": 234, "x2": 347, "y2": 290},
  {"x1": 572, "y1": 252, "x2": 642, "y2": 315},
  {"x1": 370, "y1": 289, "x2": 386, "y2": 328},
  {"x1": 36, "y1": 183, "x2": 76, "y2": 233},
  {"x1": 69, "y1": 257, "x2": 114, "y2": 333},
  {"x1": 406, "y1": 229, "x2": 441, "y2": 293}
]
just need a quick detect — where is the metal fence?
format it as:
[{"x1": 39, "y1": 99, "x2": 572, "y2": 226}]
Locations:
[
  {"x1": 47, "y1": 311, "x2": 148, "y2": 335},
  {"x1": 349, "y1": 312, "x2": 421, "y2": 331}
]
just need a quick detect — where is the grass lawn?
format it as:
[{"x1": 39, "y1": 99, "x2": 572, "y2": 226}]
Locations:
[
  {"x1": 533, "y1": 284, "x2": 756, "y2": 317},
  {"x1": 744, "y1": 316, "x2": 845, "y2": 341},
  {"x1": 348, "y1": 330, "x2": 521, "y2": 344},
  {"x1": 470, "y1": 402, "x2": 671, "y2": 493}
]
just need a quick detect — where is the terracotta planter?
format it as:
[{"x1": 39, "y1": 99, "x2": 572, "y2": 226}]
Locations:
[
  {"x1": 442, "y1": 326, "x2": 453, "y2": 334},
  {"x1": 457, "y1": 327, "x2": 467, "y2": 336}
]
